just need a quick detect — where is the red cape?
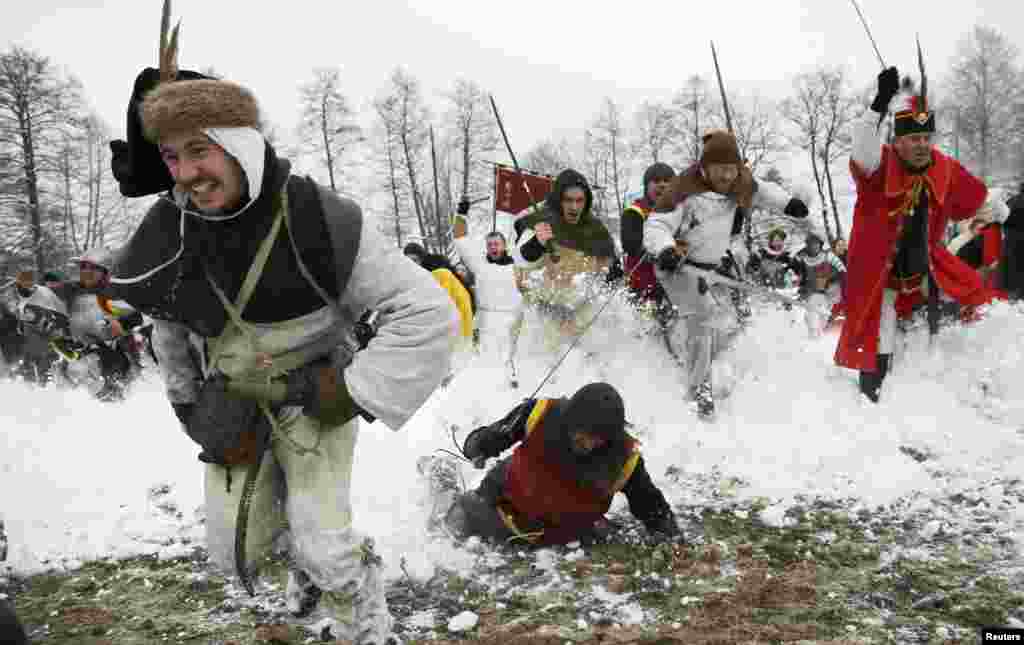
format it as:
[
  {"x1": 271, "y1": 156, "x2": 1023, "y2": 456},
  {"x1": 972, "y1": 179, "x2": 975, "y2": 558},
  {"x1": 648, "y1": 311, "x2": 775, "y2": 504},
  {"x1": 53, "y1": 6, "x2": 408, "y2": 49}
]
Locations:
[{"x1": 835, "y1": 147, "x2": 991, "y2": 371}]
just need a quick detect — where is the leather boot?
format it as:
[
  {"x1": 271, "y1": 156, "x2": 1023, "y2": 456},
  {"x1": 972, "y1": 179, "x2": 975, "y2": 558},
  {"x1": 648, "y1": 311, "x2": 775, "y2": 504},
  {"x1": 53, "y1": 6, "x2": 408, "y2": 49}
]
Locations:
[{"x1": 858, "y1": 353, "x2": 891, "y2": 403}]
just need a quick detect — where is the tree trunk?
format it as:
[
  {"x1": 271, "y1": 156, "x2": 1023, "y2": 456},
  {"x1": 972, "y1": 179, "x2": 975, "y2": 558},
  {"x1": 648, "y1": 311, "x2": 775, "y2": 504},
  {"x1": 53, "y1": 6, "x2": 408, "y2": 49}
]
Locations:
[
  {"x1": 400, "y1": 136, "x2": 427, "y2": 247},
  {"x1": 808, "y1": 138, "x2": 833, "y2": 243},
  {"x1": 461, "y1": 116, "x2": 471, "y2": 201},
  {"x1": 429, "y1": 127, "x2": 445, "y2": 256},
  {"x1": 321, "y1": 95, "x2": 336, "y2": 191},
  {"x1": 17, "y1": 111, "x2": 44, "y2": 272},
  {"x1": 821, "y1": 143, "x2": 844, "y2": 240},
  {"x1": 385, "y1": 137, "x2": 403, "y2": 248}
]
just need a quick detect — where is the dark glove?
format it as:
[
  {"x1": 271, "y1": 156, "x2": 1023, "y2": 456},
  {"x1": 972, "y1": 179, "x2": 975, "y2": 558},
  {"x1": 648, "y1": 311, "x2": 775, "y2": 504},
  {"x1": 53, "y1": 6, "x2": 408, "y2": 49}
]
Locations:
[
  {"x1": 657, "y1": 247, "x2": 681, "y2": 273},
  {"x1": 226, "y1": 359, "x2": 360, "y2": 427},
  {"x1": 457, "y1": 198, "x2": 471, "y2": 216},
  {"x1": 783, "y1": 198, "x2": 809, "y2": 219},
  {"x1": 462, "y1": 426, "x2": 496, "y2": 469},
  {"x1": 171, "y1": 402, "x2": 194, "y2": 426},
  {"x1": 188, "y1": 374, "x2": 268, "y2": 465},
  {"x1": 605, "y1": 258, "x2": 625, "y2": 285},
  {"x1": 871, "y1": 66, "x2": 900, "y2": 114},
  {"x1": 644, "y1": 512, "x2": 681, "y2": 541}
]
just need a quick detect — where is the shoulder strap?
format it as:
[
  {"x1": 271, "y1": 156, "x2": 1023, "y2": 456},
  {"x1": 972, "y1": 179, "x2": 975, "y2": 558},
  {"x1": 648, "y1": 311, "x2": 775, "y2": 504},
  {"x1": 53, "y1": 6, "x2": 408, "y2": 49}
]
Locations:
[
  {"x1": 283, "y1": 177, "x2": 362, "y2": 316},
  {"x1": 205, "y1": 190, "x2": 287, "y2": 362}
]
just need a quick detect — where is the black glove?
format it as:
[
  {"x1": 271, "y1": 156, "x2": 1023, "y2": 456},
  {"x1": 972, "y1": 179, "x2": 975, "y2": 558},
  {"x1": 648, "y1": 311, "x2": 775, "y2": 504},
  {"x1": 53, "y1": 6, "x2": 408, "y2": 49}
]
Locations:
[
  {"x1": 171, "y1": 402, "x2": 194, "y2": 426},
  {"x1": 644, "y1": 513, "x2": 681, "y2": 541},
  {"x1": 457, "y1": 198, "x2": 471, "y2": 216},
  {"x1": 783, "y1": 198, "x2": 809, "y2": 219},
  {"x1": 871, "y1": 66, "x2": 900, "y2": 114},
  {"x1": 462, "y1": 426, "x2": 494, "y2": 468},
  {"x1": 657, "y1": 247, "x2": 681, "y2": 273}
]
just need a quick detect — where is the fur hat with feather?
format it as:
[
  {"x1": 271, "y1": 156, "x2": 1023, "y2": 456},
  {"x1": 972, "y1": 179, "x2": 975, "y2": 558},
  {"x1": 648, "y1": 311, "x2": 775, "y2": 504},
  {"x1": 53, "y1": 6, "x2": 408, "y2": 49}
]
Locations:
[{"x1": 139, "y1": 0, "x2": 261, "y2": 143}]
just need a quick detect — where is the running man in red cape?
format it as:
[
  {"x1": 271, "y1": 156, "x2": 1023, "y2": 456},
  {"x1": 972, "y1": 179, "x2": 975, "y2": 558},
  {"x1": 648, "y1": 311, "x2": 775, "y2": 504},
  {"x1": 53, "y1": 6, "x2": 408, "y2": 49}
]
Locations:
[{"x1": 835, "y1": 66, "x2": 1007, "y2": 403}]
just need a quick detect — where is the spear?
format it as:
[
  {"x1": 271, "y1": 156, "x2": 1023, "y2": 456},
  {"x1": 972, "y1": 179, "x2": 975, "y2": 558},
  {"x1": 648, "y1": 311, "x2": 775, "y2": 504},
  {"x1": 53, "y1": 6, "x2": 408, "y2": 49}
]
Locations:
[
  {"x1": 489, "y1": 94, "x2": 559, "y2": 262},
  {"x1": 710, "y1": 41, "x2": 734, "y2": 136}
]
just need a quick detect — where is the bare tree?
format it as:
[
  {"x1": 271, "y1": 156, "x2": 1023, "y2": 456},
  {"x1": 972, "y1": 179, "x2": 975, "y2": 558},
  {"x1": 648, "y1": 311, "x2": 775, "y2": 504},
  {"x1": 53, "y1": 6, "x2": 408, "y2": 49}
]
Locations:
[
  {"x1": 582, "y1": 130, "x2": 609, "y2": 216},
  {"x1": 589, "y1": 98, "x2": 631, "y2": 211},
  {"x1": 730, "y1": 93, "x2": 787, "y2": 173},
  {"x1": 444, "y1": 79, "x2": 499, "y2": 208},
  {"x1": 948, "y1": 25, "x2": 1023, "y2": 181},
  {"x1": 0, "y1": 46, "x2": 82, "y2": 271},
  {"x1": 672, "y1": 75, "x2": 720, "y2": 165},
  {"x1": 296, "y1": 68, "x2": 362, "y2": 192},
  {"x1": 632, "y1": 100, "x2": 677, "y2": 164},
  {"x1": 374, "y1": 69, "x2": 432, "y2": 248},
  {"x1": 522, "y1": 139, "x2": 575, "y2": 177},
  {"x1": 373, "y1": 96, "x2": 409, "y2": 247},
  {"x1": 781, "y1": 67, "x2": 860, "y2": 243}
]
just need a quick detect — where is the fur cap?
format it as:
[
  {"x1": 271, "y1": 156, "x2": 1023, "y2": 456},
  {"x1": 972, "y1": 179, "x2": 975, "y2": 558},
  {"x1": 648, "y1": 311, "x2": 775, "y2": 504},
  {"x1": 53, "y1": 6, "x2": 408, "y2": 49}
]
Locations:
[
  {"x1": 700, "y1": 130, "x2": 742, "y2": 166},
  {"x1": 141, "y1": 79, "x2": 261, "y2": 143}
]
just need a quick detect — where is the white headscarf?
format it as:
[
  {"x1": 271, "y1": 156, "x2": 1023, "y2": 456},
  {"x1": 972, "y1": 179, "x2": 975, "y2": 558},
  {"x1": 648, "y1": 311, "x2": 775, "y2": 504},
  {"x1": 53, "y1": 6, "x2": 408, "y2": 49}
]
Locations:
[{"x1": 172, "y1": 126, "x2": 267, "y2": 222}]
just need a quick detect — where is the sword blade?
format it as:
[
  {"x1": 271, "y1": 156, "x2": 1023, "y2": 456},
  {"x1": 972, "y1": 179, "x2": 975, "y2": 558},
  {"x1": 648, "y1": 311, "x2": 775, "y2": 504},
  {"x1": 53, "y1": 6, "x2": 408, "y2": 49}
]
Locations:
[{"x1": 850, "y1": 0, "x2": 886, "y2": 69}]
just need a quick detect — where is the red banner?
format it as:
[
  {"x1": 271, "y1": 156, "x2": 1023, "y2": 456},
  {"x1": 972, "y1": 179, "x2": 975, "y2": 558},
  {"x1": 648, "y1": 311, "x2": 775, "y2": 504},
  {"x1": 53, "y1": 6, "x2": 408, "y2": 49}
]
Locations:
[{"x1": 494, "y1": 165, "x2": 552, "y2": 216}]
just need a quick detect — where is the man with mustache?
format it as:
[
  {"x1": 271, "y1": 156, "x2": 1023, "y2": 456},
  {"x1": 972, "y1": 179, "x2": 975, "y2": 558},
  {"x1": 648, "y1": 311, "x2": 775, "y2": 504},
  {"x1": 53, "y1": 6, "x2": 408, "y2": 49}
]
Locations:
[
  {"x1": 103, "y1": 19, "x2": 457, "y2": 640},
  {"x1": 644, "y1": 130, "x2": 809, "y2": 420},
  {"x1": 515, "y1": 169, "x2": 617, "y2": 357},
  {"x1": 444, "y1": 382, "x2": 679, "y2": 546},
  {"x1": 835, "y1": 68, "x2": 1008, "y2": 403}
]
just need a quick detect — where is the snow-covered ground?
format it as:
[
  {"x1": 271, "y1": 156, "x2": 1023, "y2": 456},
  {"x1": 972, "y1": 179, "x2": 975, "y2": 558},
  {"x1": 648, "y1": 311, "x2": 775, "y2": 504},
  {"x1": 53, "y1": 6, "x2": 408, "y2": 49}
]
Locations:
[{"x1": 3, "y1": 295, "x2": 1024, "y2": 584}]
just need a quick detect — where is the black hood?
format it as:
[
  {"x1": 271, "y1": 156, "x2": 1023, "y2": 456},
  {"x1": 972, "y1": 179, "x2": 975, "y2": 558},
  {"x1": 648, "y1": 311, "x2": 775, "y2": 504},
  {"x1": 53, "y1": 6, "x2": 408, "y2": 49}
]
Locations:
[{"x1": 542, "y1": 383, "x2": 630, "y2": 494}]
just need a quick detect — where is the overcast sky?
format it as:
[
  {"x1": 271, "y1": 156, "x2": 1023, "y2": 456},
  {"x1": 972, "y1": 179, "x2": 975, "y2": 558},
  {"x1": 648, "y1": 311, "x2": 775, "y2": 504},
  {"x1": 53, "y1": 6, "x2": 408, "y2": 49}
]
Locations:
[{"x1": 3, "y1": 0, "x2": 1022, "y2": 197}]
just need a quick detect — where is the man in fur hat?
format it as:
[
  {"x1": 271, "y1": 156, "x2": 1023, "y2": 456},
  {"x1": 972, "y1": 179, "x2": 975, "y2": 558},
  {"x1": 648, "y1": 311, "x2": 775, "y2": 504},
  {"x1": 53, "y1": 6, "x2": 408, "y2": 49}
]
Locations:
[
  {"x1": 442, "y1": 382, "x2": 679, "y2": 546},
  {"x1": 644, "y1": 130, "x2": 809, "y2": 419},
  {"x1": 621, "y1": 162, "x2": 675, "y2": 315},
  {"x1": 835, "y1": 67, "x2": 1009, "y2": 403},
  {"x1": 515, "y1": 169, "x2": 617, "y2": 358},
  {"x1": 103, "y1": 12, "x2": 457, "y2": 642}
]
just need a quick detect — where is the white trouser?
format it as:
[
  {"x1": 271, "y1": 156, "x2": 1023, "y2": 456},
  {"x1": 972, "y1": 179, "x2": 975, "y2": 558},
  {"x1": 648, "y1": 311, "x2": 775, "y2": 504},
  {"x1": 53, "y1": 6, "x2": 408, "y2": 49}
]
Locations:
[
  {"x1": 204, "y1": 412, "x2": 392, "y2": 643},
  {"x1": 476, "y1": 309, "x2": 523, "y2": 363},
  {"x1": 878, "y1": 289, "x2": 899, "y2": 355},
  {"x1": 202, "y1": 308, "x2": 392, "y2": 643},
  {"x1": 660, "y1": 269, "x2": 717, "y2": 389}
]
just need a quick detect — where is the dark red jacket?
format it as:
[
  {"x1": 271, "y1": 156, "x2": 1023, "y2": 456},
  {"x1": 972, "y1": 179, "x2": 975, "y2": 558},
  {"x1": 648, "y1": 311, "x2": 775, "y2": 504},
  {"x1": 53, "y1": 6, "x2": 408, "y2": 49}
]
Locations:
[{"x1": 621, "y1": 199, "x2": 660, "y2": 301}]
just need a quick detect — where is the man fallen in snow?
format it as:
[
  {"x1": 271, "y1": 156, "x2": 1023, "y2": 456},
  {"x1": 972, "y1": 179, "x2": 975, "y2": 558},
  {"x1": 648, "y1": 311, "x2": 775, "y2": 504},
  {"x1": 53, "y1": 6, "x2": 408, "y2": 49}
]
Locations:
[
  {"x1": 101, "y1": 8, "x2": 457, "y2": 642},
  {"x1": 425, "y1": 383, "x2": 679, "y2": 547}
]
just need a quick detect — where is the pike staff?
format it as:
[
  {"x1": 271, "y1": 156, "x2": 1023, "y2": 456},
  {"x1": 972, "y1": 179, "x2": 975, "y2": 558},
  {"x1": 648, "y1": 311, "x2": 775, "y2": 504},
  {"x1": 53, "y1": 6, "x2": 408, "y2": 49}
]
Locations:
[{"x1": 488, "y1": 94, "x2": 558, "y2": 262}]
